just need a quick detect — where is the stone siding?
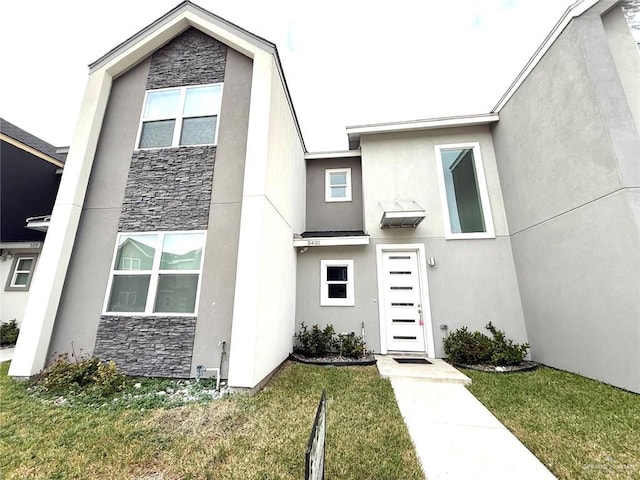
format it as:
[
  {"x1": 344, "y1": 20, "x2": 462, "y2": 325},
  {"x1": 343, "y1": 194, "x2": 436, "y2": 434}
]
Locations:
[
  {"x1": 146, "y1": 28, "x2": 227, "y2": 89},
  {"x1": 119, "y1": 146, "x2": 216, "y2": 231},
  {"x1": 94, "y1": 28, "x2": 229, "y2": 378},
  {"x1": 94, "y1": 316, "x2": 196, "y2": 377}
]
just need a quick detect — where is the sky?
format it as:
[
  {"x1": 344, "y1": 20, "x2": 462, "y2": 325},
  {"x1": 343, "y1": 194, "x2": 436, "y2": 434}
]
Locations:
[{"x1": 0, "y1": 0, "x2": 623, "y2": 152}]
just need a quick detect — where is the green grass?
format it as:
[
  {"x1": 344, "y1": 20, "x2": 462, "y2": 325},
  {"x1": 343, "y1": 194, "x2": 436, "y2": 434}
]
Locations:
[
  {"x1": 464, "y1": 366, "x2": 640, "y2": 480},
  {"x1": 0, "y1": 361, "x2": 422, "y2": 479}
]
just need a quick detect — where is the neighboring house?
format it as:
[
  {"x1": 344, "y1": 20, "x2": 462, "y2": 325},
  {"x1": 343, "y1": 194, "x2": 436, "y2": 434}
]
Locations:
[
  {"x1": 9, "y1": 0, "x2": 640, "y2": 394},
  {"x1": 0, "y1": 118, "x2": 65, "y2": 329}
]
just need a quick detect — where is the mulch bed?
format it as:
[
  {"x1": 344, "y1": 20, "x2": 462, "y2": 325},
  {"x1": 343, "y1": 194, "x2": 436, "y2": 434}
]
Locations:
[
  {"x1": 289, "y1": 352, "x2": 377, "y2": 366},
  {"x1": 453, "y1": 360, "x2": 539, "y2": 373}
]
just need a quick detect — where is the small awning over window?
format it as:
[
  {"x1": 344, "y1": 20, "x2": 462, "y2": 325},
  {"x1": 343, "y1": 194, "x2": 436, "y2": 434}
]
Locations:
[
  {"x1": 379, "y1": 201, "x2": 426, "y2": 229},
  {"x1": 25, "y1": 215, "x2": 51, "y2": 232}
]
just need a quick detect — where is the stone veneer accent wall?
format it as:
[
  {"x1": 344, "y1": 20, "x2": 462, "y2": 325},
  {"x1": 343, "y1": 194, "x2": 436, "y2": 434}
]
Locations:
[
  {"x1": 147, "y1": 28, "x2": 227, "y2": 89},
  {"x1": 94, "y1": 28, "x2": 228, "y2": 377},
  {"x1": 119, "y1": 146, "x2": 216, "y2": 231},
  {"x1": 94, "y1": 316, "x2": 196, "y2": 377}
]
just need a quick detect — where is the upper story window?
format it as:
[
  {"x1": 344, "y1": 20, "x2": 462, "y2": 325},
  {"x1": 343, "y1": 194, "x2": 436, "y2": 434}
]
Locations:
[
  {"x1": 320, "y1": 259, "x2": 354, "y2": 306},
  {"x1": 103, "y1": 231, "x2": 206, "y2": 315},
  {"x1": 137, "y1": 84, "x2": 223, "y2": 149},
  {"x1": 5, "y1": 254, "x2": 38, "y2": 291},
  {"x1": 325, "y1": 168, "x2": 352, "y2": 202},
  {"x1": 435, "y1": 142, "x2": 495, "y2": 239}
]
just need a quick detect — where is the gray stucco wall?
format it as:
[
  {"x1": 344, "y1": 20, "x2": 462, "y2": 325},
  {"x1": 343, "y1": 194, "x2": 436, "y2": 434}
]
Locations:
[
  {"x1": 295, "y1": 246, "x2": 380, "y2": 350},
  {"x1": 191, "y1": 48, "x2": 252, "y2": 378},
  {"x1": 305, "y1": 157, "x2": 363, "y2": 232},
  {"x1": 49, "y1": 31, "x2": 253, "y2": 379},
  {"x1": 492, "y1": 6, "x2": 640, "y2": 392},
  {"x1": 49, "y1": 59, "x2": 151, "y2": 359},
  {"x1": 296, "y1": 125, "x2": 528, "y2": 357}
]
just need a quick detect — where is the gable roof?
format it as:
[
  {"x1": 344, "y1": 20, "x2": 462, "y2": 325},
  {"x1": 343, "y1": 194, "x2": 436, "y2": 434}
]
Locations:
[
  {"x1": 492, "y1": 0, "x2": 602, "y2": 112},
  {"x1": 88, "y1": 0, "x2": 305, "y2": 151},
  {"x1": 0, "y1": 118, "x2": 65, "y2": 167}
]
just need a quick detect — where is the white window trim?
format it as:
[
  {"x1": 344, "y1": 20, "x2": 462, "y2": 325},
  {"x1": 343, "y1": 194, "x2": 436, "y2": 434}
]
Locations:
[
  {"x1": 325, "y1": 168, "x2": 352, "y2": 202},
  {"x1": 434, "y1": 142, "x2": 495, "y2": 239},
  {"x1": 102, "y1": 230, "x2": 206, "y2": 317},
  {"x1": 134, "y1": 83, "x2": 223, "y2": 150},
  {"x1": 320, "y1": 259, "x2": 355, "y2": 306},
  {"x1": 5, "y1": 254, "x2": 38, "y2": 291}
]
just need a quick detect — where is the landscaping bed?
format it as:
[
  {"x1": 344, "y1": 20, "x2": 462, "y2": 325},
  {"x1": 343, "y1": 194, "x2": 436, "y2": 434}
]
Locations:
[
  {"x1": 289, "y1": 352, "x2": 376, "y2": 366},
  {"x1": 453, "y1": 360, "x2": 538, "y2": 373}
]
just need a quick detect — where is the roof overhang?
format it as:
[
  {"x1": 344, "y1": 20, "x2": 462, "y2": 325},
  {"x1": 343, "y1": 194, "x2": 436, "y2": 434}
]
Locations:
[
  {"x1": 305, "y1": 150, "x2": 362, "y2": 160},
  {"x1": 346, "y1": 113, "x2": 499, "y2": 148},
  {"x1": 492, "y1": 0, "x2": 601, "y2": 112},
  {"x1": 0, "y1": 133, "x2": 65, "y2": 168},
  {"x1": 293, "y1": 232, "x2": 370, "y2": 247}
]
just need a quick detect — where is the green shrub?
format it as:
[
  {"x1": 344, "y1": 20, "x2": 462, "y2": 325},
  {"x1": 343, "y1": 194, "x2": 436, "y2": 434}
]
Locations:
[
  {"x1": 485, "y1": 322, "x2": 530, "y2": 366},
  {"x1": 294, "y1": 323, "x2": 368, "y2": 358},
  {"x1": 294, "y1": 323, "x2": 337, "y2": 357},
  {"x1": 443, "y1": 327, "x2": 493, "y2": 364},
  {"x1": 32, "y1": 352, "x2": 127, "y2": 398},
  {"x1": 337, "y1": 332, "x2": 367, "y2": 359},
  {"x1": 0, "y1": 319, "x2": 19, "y2": 347}
]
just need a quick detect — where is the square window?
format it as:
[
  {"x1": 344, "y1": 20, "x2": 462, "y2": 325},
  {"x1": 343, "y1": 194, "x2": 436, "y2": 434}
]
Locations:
[
  {"x1": 5, "y1": 254, "x2": 38, "y2": 291},
  {"x1": 325, "y1": 168, "x2": 352, "y2": 202},
  {"x1": 435, "y1": 143, "x2": 495, "y2": 239},
  {"x1": 321, "y1": 260, "x2": 354, "y2": 306},
  {"x1": 137, "y1": 84, "x2": 223, "y2": 149},
  {"x1": 104, "y1": 231, "x2": 205, "y2": 315}
]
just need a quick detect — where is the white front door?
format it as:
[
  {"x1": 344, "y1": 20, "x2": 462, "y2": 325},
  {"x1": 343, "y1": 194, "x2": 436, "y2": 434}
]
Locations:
[{"x1": 381, "y1": 251, "x2": 426, "y2": 352}]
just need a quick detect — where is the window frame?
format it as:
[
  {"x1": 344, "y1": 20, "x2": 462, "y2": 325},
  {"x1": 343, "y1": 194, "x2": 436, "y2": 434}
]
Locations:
[
  {"x1": 135, "y1": 83, "x2": 223, "y2": 150},
  {"x1": 325, "y1": 168, "x2": 352, "y2": 202},
  {"x1": 4, "y1": 253, "x2": 38, "y2": 291},
  {"x1": 320, "y1": 259, "x2": 355, "y2": 306},
  {"x1": 434, "y1": 142, "x2": 495, "y2": 239},
  {"x1": 102, "y1": 230, "x2": 206, "y2": 316}
]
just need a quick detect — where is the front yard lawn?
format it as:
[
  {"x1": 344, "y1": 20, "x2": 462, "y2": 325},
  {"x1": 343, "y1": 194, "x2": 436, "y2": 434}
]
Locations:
[
  {"x1": 0, "y1": 361, "x2": 422, "y2": 479},
  {"x1": 464, "y1": 366, "x2": 640, "y2": 480}
]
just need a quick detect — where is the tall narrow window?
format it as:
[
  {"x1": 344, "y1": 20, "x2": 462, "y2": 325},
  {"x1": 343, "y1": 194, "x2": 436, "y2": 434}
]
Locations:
[
  {"x1": 137, "y1": 84, "x2": 223, "y2": 149},
  {"x1": 325, "y1": 168, "x2": 352, "y2": 202},
  {"x1": 5, "y1": 254, "x2": 38, "y2": 291},
  {"x1": 104, "y1": 231, "x2": 205, "y2": 315},
  {"x1": 320, "y1": 260, "x2": 354, "y2": 306},
  {"x1": 435, "y1": 143, "x2": 495, "y2": 239}
]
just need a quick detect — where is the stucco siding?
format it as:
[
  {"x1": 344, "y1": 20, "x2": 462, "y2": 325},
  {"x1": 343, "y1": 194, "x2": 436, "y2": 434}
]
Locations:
[
  {"x1": 227, "y1": 54, "x2": 305, "y2": 389},
  {"x1": 360, "y1": 126, "x2": 509, "y2": 239},
  {"x1": 603, "y1": 5, "x2": 640, "y2": 134},
  {"x1": 48, "y1": 59, "x2": 150, "y2": 359},
  {"x1": 191, "y1": 48, "x2": 252, "y2": 378},
  {"x1": 295, "y1": 125, "x2": 526, "y2": 357},
  {"x1": 492, "y1": 7, "x2": 640, "y2": 392},
  {"x1": 510, "y1": 189, "x2": 640, "y2": 392},
  {"x1": 305, "y1": 157, "x2": 364, "y2": 232},
  {"x1": 295, "y1": 246, "x2": 379, "y2": 350}
]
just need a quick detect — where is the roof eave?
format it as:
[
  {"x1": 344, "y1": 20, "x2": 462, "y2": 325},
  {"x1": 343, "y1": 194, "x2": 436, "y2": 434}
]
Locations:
[
  {"x1": 346, "y1": 113, "x2": 499, "y2": 144},
  {"x1": 492, "y1": 0, "x2": 601, "y2": 112}
]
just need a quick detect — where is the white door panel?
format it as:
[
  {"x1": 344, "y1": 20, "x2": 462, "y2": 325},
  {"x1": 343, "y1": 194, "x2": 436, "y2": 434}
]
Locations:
[{"x1": 382, "y1": 251, "x2": 425, "y2": 352}]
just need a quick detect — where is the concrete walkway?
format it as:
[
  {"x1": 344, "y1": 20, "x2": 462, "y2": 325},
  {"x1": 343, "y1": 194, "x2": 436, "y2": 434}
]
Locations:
[
  {"x1": 0, "y1": 347, "x2": 14, "y2": 363},
  {"x1": 376, "y1": 355, "x2": 556, "y2": 480}
]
